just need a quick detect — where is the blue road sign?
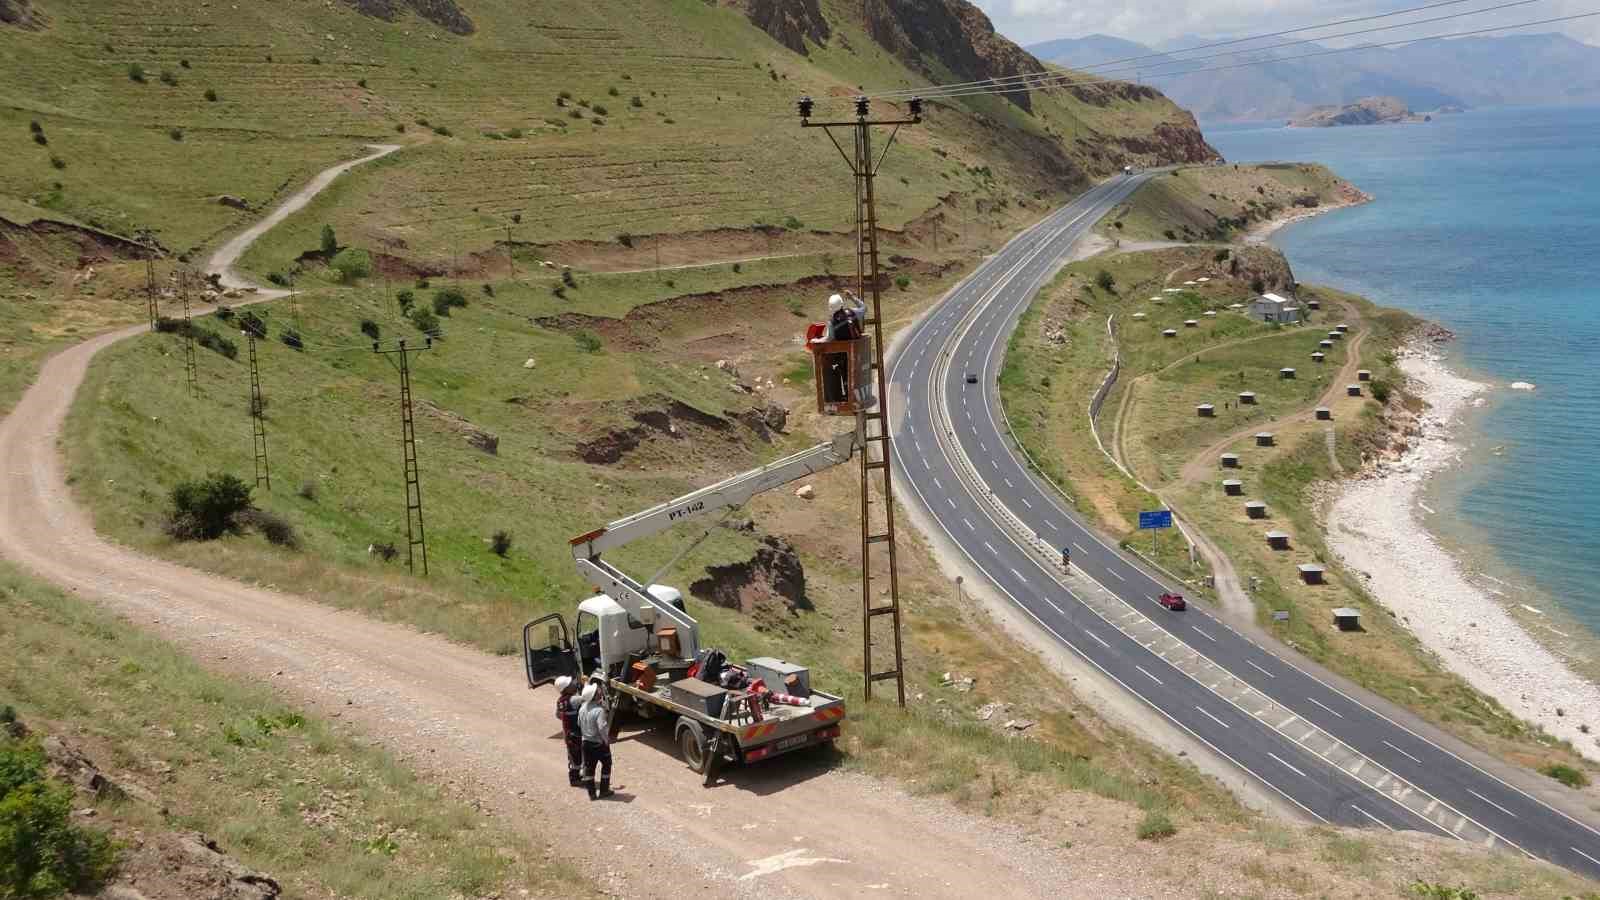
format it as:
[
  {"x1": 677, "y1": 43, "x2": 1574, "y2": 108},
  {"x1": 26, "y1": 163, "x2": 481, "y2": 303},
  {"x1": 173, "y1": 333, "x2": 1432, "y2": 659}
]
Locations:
[{"x1": 1138, "y1": 509, "x2": 1173, "y2": 530}]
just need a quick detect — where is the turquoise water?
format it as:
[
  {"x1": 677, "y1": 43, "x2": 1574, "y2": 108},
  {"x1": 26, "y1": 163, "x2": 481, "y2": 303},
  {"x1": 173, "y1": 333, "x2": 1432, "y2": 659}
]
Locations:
[{"x1": 1208, "y1": 107, "x2": 1600, "y2": 632}]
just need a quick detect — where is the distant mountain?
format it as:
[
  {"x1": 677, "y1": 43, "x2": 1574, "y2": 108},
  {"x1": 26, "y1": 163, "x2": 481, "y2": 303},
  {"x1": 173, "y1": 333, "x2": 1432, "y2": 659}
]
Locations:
[
  {"x1": 1026, "y1": 31, "x2": 1600, "y2": 122},
  {"x1": 1289, "y1": 96, "x2": 1428, "y2": 127}
]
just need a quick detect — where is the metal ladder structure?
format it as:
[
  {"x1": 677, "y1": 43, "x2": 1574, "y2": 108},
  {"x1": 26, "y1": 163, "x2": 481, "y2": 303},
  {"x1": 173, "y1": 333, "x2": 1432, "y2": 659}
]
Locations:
[
  {"x1": 180, "y1": 270, "x2": 199, "y2": 399},
  {"x1": 375, "y1": 339, "x2": 431, "y2": 575},
  {"x1": 247, "y1": 332, "x2": 270, "y2": 489}
]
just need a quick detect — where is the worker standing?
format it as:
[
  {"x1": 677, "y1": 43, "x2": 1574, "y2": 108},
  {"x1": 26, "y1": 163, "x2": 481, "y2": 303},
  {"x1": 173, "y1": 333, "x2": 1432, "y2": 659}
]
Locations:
[
  {"x1": 554, "y1": 676, "x2": 582, "y2": 788},
  {"x1": 578, "y1": 682, "x2": 614, "y2": 800}
]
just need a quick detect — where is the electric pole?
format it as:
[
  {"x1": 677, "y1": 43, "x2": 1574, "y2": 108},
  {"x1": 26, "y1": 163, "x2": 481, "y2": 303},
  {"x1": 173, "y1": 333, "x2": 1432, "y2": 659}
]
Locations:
[
  {"x1": 244, "y1": 317, "x2": 270, "y2": 490},
  {"x1": 139, "y1": 230, "x2": 159, "y2": 331},
  {"x1": 504, "y1": 222, "x2": 516, "y2": 281},
  {"x1": 373, "y1": 337, "x2": 431, "y2": 575},
  {"x1": 180, "y1": 269, "x2": 199, "y2": 399},
  {"x1": 799, "y1": 93, "x2": 922, "y2": 706}
]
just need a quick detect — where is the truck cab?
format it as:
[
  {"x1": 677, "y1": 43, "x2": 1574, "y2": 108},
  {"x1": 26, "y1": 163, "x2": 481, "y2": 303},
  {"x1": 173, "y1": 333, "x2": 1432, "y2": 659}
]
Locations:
[{"x1": 525, "y1": 585, "x2": 688, "y2": 686}]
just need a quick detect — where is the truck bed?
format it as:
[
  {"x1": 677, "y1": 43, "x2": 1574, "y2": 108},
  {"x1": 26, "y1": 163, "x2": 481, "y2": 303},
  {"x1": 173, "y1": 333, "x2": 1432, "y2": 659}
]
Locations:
[{"x1": 608, "y1": 676, "x2": 845, "y2": 749}]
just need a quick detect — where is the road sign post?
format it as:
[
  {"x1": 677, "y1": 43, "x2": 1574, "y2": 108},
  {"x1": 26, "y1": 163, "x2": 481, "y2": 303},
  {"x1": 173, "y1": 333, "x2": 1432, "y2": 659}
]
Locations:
[{"x1": 1138, "y1": 509, "x2": 1173, "y2": 557}]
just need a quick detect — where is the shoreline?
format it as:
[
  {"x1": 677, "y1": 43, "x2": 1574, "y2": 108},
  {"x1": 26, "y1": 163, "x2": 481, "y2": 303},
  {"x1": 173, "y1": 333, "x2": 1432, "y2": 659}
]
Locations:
[
  {"x1": 1245, "y1": 188, "x2": 1373, "y2": 244},
  {"x1": 1325, "y1": 340, "x2": 1600, "y2": 760}
]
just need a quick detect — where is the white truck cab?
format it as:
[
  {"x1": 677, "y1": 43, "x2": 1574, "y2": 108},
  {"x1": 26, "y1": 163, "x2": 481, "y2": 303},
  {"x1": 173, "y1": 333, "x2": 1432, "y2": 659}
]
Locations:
[{"x1": 573, "y1": 585, "x2": 685, "y2": 673}]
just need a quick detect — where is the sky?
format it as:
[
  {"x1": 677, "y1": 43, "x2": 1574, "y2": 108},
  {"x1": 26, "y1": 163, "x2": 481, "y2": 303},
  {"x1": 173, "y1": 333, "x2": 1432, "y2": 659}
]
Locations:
[{"x1": 971, "y1": 0, "x2": 1600, "y2": 50}]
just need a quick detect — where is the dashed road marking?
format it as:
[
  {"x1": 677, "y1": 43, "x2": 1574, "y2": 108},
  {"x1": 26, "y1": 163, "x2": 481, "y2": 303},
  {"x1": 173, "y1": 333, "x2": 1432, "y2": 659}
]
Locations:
[
  {"x1": 1010, "y1": 568, "x2": 1028, "y2": 584},
  {"x1": 1020, "y1": 497, "x2": 1032, "y2": 509},
  {"x1": 1246, "y1": 659, "x2": 1276, "y2": 678},
  {"x1": 1084, "y1": 630, "x2": 1110, "y2": 649},
  {"x1": 1306, "y1": 696, "x2": 1344, "y2": 719},
  {"x1": 984, "y1": 541, "x2": 997, "y2": 554},
  {"x1": 1195, "y1": 706, "x2": 1231, "y2": 729},
  {"x1": 1350, "y1": 805, "x2": 1394, "y2": 831},
  {"x1": 1003, "y1": 478, "x2": 1013, "y2": 488},
  {"x1": 933, "y1": 477, "x2": 943, "y2": 490},
  {"x1": 1383, "y1": 740, "x2": 1422, "y2": 764},
  {"x1": 1135, "y1": 665, "x2": 1163, "y2": 685},
  {"x1": 1192, "y1": 625, "x2": 1217, "y2": 642},
  {"x1": 1106, "y1": 568, "x2": 1124, "y2": 581},
  {"x1": 1467, "y1": 789, "x2": 1518, "y2": 819},
  {"x1": 1268, "y1": 752, "x2": 1310, "y2": 779}
]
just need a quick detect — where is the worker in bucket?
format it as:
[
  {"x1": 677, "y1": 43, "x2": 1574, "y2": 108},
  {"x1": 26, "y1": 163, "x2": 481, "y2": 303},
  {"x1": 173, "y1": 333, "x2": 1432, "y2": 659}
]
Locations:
[
  {"x1": 554, "y1": 675, "x2": 583, "y2": 788},
  {"x1": 827, "y1": 292, "x2": 866, "y2": 341},
  {"x1": 578, "y1": 682, "x2": 614, "y2": 800}
]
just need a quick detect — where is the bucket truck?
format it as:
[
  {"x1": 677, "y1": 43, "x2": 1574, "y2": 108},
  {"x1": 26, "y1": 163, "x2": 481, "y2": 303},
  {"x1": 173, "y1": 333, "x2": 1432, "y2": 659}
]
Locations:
[{"x1": 522, "y1": 429, "x2": 860, "y2": 784}]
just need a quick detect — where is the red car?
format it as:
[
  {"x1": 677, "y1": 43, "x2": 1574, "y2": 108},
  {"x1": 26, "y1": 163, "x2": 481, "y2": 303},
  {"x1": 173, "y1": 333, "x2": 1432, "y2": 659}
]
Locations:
[{"x1": 1158, "y1": 592, "x2": 1186, "y2": 611}]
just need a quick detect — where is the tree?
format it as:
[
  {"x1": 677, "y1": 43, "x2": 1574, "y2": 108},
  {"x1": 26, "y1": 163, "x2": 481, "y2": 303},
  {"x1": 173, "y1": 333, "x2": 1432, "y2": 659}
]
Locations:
[
  {"x1": 166, "y1": 473, "x2": 253, "y2": 540},
  {"x1": 1095, "y1": 269, "x2": 1116, "y2": 292},
  {"x1": 330, "y1": 248, "x2": 372, "y2": 283},
  {"x1": 320, "y1": 224, "x2": 338, "y2": 256}
]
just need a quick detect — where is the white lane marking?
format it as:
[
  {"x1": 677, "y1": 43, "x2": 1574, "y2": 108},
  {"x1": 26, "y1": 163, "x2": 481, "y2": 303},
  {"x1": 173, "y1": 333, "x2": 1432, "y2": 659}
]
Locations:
[
  {"x1": 1045, "y1": 520, "x2": 1058, "y2": 530},
  {"x1": 984, "y1": 541, "x2": 998, "y2": 554},
  {"x1": 1571, "y1": 847, "x2": 1600, "y2": 869},
  {"x1": 1010, "y1": 568, "x2": 1028, "y2": 583},
  {"x1": 946, "y1": 498, "x2": 956, "y2": 509},
  {"x1": 990, "y1": 459, "x2": 998, "y2": 470},
  {"x1": 1467, "y1": 789, "x2": 1518, "y2": 819},
  {"x1": 1020, "y1": 497, "x2": 1032, "y2": 509},
  {"x1": 1383, "y1": 740, "x2": 1422, "y2": 764},
  {"x1": 1003, "y1": 477, "x2": 1013, "y2": 488},
  {"x1": 1268, "y1": 752, "x2": 1310, "y2": 779},
  {"x1": 1072, "y1": 542, "x2": 1086, "y2": 553},
  {"x1": 933, "y1": 477, "x2": 944, "y2": 490},
  {"x1": 1306, "y1": 697, "x2": 1345, "y2": 719},
  {"x1": 963, "y1": 518, "x2": 974, "y2": 531},
  {"x1": 1106, "y1": 568, "x2": 1125, "y2": 581},
  {"x1": 1084, "y1": 630, "x2": 1110, "y2": 649},
  {"x1": 1191, "y1": 625, "x2": 1217, "y2": 642},
  {"x1": 1135, "y1": 665, "x2": 1163, "y2": 685},
  {"x1": 921, "y1": 457, "x2": 930, "y2": 470},
  {"x1": 1350, "y1": 805, "x2": 1394, "y2": 831},
  {"x1": 1246, "y1": 659, "x2": 1276, "y2": 678},
  {"x1": 966, "y1": 410, "x2": 971, "y2": 420},
  {"x1": 1195, "y1": 705, "x2": 1231, "y2": 729}
]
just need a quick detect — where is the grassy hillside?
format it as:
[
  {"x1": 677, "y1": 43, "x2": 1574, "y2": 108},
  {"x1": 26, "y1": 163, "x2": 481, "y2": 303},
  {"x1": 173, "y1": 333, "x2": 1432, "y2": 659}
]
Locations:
[{"x1": 1101, "y1": 163, "x2": 1365, "y2": 243}]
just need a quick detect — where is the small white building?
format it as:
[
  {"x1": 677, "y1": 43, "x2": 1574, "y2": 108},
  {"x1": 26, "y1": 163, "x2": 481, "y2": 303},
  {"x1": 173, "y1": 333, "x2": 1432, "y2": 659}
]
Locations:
[{"x1": 1249, "y1": 292, "x2": 1301, "y2": 324}]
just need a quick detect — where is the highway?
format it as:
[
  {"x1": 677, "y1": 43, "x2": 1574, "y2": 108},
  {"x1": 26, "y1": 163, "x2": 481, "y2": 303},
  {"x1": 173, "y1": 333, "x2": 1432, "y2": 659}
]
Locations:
[{"x1": 886, "y1": 172, "x2": 1600, "y2": 879}]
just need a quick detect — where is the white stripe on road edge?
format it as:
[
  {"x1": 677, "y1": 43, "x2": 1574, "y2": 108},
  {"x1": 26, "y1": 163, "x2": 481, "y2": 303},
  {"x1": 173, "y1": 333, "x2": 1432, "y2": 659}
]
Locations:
[
  {"x1": 1383, "y1": 740, "x2": 1423, "y2": 764},
  {"x1": 1572, "y1": 847, "x2": 1600, "y2": 869},
  {"x1": 1268, "y1": 752, "x2": 1310, "y2": 779},
  {"x1": 1350, "y1": 805, "x2": 1395, "y2": 831},
  {"x1": 1307, "y1": 696, "x2": 1345, "y2": 719},
  {"x1": 1136, "y1": 665, "x2": 1163, "y2": 685},
  {"x1": 1195, "y1": 706, "x2": 1231, "y2": 729},
  {"x1": 1467, "y1": 789, "x2": 1518, "y2": 819},
  {"x1": 1084, "y1": 630, "x2": 1110, "y2": 649},
  {"x1": 1246, "y1": 659, "x2": 1276, "y2": 679},
  {"x1": 1192, "y1": 625, "x2": 1217, "y2": 642}
]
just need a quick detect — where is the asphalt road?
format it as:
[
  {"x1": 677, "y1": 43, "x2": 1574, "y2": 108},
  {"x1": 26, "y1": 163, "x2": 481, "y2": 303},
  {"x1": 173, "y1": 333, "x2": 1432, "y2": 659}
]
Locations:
[{"x1": 887, "y1": 173, "x2": 1600, "y2": 879}]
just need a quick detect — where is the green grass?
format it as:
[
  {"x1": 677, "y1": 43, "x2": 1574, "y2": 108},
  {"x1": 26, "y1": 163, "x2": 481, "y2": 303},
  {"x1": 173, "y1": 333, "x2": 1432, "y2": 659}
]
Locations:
[
  {"x1": 1541, "y1": 763, "x2": 1590, "y2": 789},
  {"x1": 0, "y1": 562, "x2": 597, "y2": 899},
  {"x1": 1102, "y1": 162, "x2": 1358, "y2": 243}
]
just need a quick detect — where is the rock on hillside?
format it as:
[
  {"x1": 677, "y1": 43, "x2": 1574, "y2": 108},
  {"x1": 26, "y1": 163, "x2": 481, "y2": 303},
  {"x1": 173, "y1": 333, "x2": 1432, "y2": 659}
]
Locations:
[
  {"x1": 342, "y1": 0, "x2": 473, "y2": 35},
  {"x1": 0, "y1": 0, "x2": 44, "y2": 29},
  {"x1": 729, "y1": 0, "x2": 830, "y2": 55},
  {"x1": 1290, "y1": 96, "x2": 1425, "y2": 128},
  {"x1": 863, "y1": 0, "x2": 1046, "y2": 112}
]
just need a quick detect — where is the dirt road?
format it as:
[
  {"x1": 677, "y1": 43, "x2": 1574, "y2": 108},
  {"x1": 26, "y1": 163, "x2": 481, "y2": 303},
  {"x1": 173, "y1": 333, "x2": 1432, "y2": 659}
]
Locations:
[{"x1": 0, "y1": 149, "x2": 1103, "y2": 899}]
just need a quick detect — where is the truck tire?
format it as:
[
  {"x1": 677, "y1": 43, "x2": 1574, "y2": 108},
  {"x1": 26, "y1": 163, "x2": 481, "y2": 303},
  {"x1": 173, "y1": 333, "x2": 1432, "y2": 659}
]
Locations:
[{"x1": 676, "y1": 717, "x2": 707, "y2": 772}]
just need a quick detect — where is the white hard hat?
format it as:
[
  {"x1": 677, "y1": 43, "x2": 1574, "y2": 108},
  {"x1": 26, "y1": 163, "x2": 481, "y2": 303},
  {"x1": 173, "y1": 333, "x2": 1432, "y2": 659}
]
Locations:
[
  {"x1": 580, "y1": 683, "x2": 598, "y2": 705},
  {"x1": 554, "y1": 675, "x2": 573, "y2": 692},
  {"x1": 828, "y1": 293, "x2": 844, "y2": 311}
]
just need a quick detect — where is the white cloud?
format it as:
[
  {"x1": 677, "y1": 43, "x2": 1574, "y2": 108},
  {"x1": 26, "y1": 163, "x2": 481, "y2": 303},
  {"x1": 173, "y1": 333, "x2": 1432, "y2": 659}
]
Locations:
[{"x1": 975, "y1": 0, "x2": 1600, "y2": 50}]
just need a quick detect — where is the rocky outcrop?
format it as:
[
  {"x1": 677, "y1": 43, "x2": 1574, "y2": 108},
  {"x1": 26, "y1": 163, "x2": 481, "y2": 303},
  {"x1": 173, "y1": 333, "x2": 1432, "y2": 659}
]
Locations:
[
  {"x1": 863, "y1": 0, "x2": 1043, "y2": 111},
  {"x1": 1290, "y1": 96, "x2": 1424, "y2": 128},
  {"x1": 730, "y1": 0, "x2": 829, "y2": 55},
  {"x1": 690, "y1": 535, "x2": 810, "y2": 613},
  {"x1": 0, "y1": 0, "x2": 45, "y2": 29},
  {"x1": 575, "y1": 398, "x2": 730, "y2": 464},
  {"x1": 731, "y1": 403, "x2": 787, "y2": 441},
  {"x1": 341, "y1": 0, "x2": 474, "y2": 35}
]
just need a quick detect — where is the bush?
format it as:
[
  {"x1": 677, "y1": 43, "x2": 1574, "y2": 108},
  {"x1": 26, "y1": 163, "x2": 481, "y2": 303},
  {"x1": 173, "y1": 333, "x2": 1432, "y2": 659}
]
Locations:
[
  {"x1": 1213, "y1": 248, "x2": 1230, "y2": 262},
  {"x1": 330, "y1": 248, "x2": 372, "y2": 282},
  {"x1": 561, "y1": 269, "x2": 577, "y2": 288},
  {"x1": 238, "y1": 311, "x2": 266, "y2": 338},
  {"x1": 481, "y1": 282, "x2": 494, "y2": 297},
  {"x1": 266, "y1": 271, "x2": 291, "y2": 287},
  {"x1": 630, "y1": 95, "x2": 643, "y2": 108},
  {"x1": 127, "y1": 63, "x2": 145, "y2": 82},
  {"x1": 410, "y1": 307, "x2": 440, "y2": 335},
  {"x1": 558, "y1": 90, "x2": 572, "y2": 101},
  {"x1": 49, "y1": 156, "x2": 65, "y2": 170},
  {"x1": 31, "y1": 132, "x2": 46, "y2": 146},
  {"x1": 214, "y1": 305, "x2": 233, "y2": 322},
  {"x1": 395, "y1": 289, "x2": 415, "y2": 312},
  {"x1": 204, "y1": 88, "x2": 217, "y2": 102},
  {"x1": 731, "y1": 262, "x2": 742, "y2": 274},
  {"x1": 592, "y1": 104, "x2": 609, "y2": 117},
  {"x1": 394, "y1": 123, "x2": 405, "y2": 133},
  {"x1": 357, "y1": 78, "x2": 367, "y2": 88},
  {"x1": 359, "y1": 319, "x2": 380, "y2": 341},
  {"x1": 783, "y1": 215, "x2": 803, "y2": 230},
  {"x1": 1094, "y1": 269, "x2": 1116, "y2": 292},
  {"x1": 432, "y1": 124, "x2": 452, "y2": 137},
  {"x1": 167, "y1": 127, "x2": 183, "y2": 142},
  {"x1": 616, "y1": 232, "x2": 633, "y2": 248},
  {"x1": 1408, "y1": 882, "x2": 1480, "y2": 900},
  {"x1": 298, "y1": 480, "x2": 318, "y2": 501},
  {"x1": 165, "y1": 472, "x2": 252, "y2": 541},
  {"x1": 573, "y1": 330, "x2": 602, "y2": 353},
  {"x1": 1369, "y1": 378, "x2": 1393, "y2": 404},
  {"x1": 239, "y1": 508, "x2": 299, "y2": 549},
  {"x1": 506, "y1": 127, "x2": 523, "y2": 139},
  {"x1": 1162, "y1": 229, "x2": 1176, "y2": 240},
  {"x1": 551, "y1": 285, "x2": 566, "y2": 300},
  {"x1": 1250, "y1": 277, "x2": 1266, "y2": 294},
  {"x1": 372, "y1": 541, "x2": 399, "y2": 562},
  {"x1": 0, "y1": 737, "x2": 117, "y2": 897},
  {"x1": 153, "y1": 317, "x2": 236, "y2": 359},
  {"x1": 432, "y1": 287, "x2": 467, "y2": 315},
  {"x1": 894, "y1": 275, "x2": 911, "y2": 291},
  {"x1": 159, "y1": 68, "x2": 177, "y2": 86},
  {"x1": 179, "y1": 58, "x2": 190, "y2": 69},
  {"x1": 310, "y1": 55, "x2": 321, "y2": 65},
  {"x1": 1135, "y1": 810, "x2": 1176, "y2": 840},
  {"x1": 320, "y1": 224, "x2": 338, "y2": 256},
  {"x1": 491, "y1": 530, "x2": 513, "y2": 557},
  {"x1": 568, "y1": 109, "x2": 582, "y2": 120},
  {"x1": 279, "y1": 329, "x2": 303, "y2": 350},
  {"x1": 1540, "y1": 763, "x2": 1589, "y2": 789},
  {"x1": 28, "y1": 121, "x2": 41, "y2": 134}
]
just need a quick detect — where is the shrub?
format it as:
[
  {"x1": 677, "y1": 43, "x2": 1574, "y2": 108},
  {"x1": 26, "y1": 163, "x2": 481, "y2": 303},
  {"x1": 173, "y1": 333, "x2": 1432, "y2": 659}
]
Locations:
[
  {"x1": 1094, "y1": 270, "x2": 1116, "y2": 292},
  {"x1": 167, "y1": 127, "x2": 183, "y2": 142},
  {"x1": 481, "y1": 283, "x2": 494, "y2": 297},
  {"x1": 616, "y1": 232, "x2": 633, "y2": 248},
  {"x1": 432, "y1": 287, "x2": 467, "y2": 315},
  {"x1": 511, "y1": 212, "x2": 521, "y2": 224},
  {"x1": 128, "y1": 63, "x2": 145, "y2": 82},
  {"x1": 280, "y1": 329, "x2": 303, "y2": 350},
  {"x1": 507, "y1": 127, "x2": 523, "y2": 139},
  {"x1": 179, "y1": 58, "x2": 190, "y2": 69},
  {"x1": 1250, "y1": 277, "x2": 1266, "y2": 294},
  {"x1": 238, "y1": 311, "x2": 266, "y2": 338},
  {"x1": 415, "y1": 117, "x2": 430, "y2": 127},
  {"x1": 783, "y1": 216, "x2": 803, "y2": 230},
  {"x1": 561, "y1": 269, "x2": 577, "y2": 288},
  {"x1": 558, "y1": 90, "x2": 572, "y2": 100},
  {"x1": 1369, "y1": 378, "x2": 1393, "y2": 404},
  {"x1": 197, "y1": 330, "x2": 237, "y2": 359},
  {"x1": 1162, "y1": 229, "x2": 1177, "y2": 240},
  {"x1": 409, "y1": 306, "x2": 439, "y2": 335},
  {"x1": 239, "y1": 508, "x2": 299, "y2": 549},
  {"x1": 298, "y1": 480, "x2": 318, "y2": 501},
  {"x1": 630, "y1": 95, "x2": 643, "y2": 108},
  {"x1": 551, "y1": 285, "x2": 566, "y2": 300},
  {"x1": 1213, "y1": 248, "x2": 1230, "y2": 262},
  {"x1": 574, "y1": 330, "x2": 602, "y2": 353},
  {"x1": 1408, "y1": 882, "x2": 1480, "y2": 900},
  {"x1": 320, "y1": 224, "x2": 338, "y2": 255},
  {"x1": 394, "y1": 123, "x2": 405, "y2": 133},
  {"x1": 372, "y1": 541, "x2": 399, "y2": 562},
  {"x1": 1540, "y1": 763, "x2": 1589, "y2": 789},
  {"x1": 359, "y1": 319, "x2": 380, "y2": 341},
  {"x1": 49, "y1": 155, "x2": 65, "y2": 170},
  {"x1": 432, "y1": 125, "x2": 452, "y2": 137},
  {"x1": 1135, "y1": 810, "x2": 1176, "y2": 840},
  {"x1": 357, "y1": 78, "x2": 367, "y2": 88},
  {"x1": 1112, "y1": 220, "x2": 1122, "y2": 229},
  {"x1": 731, "y1": 262, "x2": 742, "y2": 274},
  {"x1": 266, "y1": 271, "x2": 291, "y2": 287},
  {"x1": 165, "y1": 472, "x2": 252, "y2": 540},
  {"x1": 204, "y1": 87, "x2": 217, "y2": 102},
  {"x1": 330, "y1": 248, "x2": 372, "y2": 282},
  {"x1": 0, "y1": 737, "x2": 118, "y2": 896},
  {"x1": 592, "y1": 104, "x2": 609, "y2": 117},
  {"x1": 568, "y1": 109, "x2": 583, "y2": 120},
  {"x1": 32, "y1": 132, "x2": 46, "y2": 146},
  {"x1": 395, "y1": 289, "x2": 415, "y2": 312},
  {"x1": 310, "y1": 55, "x2": 321, "y2": 65},
  {"x1": 213, "y1": 304, "x2": 233, "y2": 322},
  {"x1": 491, "y1": 530, "x2": 513, "y2": 557},
  {"x1": 894, "y1": 275, "x2": 911, "y2": 291},
  {"x1": 159, "y1": 68, "x2": 177, "y2": 86},
  {"x1": 415, "y1": 277, "x2": 429, "y2": 288}
]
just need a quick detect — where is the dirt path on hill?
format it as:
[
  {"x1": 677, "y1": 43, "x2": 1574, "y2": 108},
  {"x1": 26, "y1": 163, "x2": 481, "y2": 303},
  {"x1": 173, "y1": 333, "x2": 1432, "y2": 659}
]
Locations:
[{"x1": 0, "y1": 148, "x2": 1107, "y2": 900}]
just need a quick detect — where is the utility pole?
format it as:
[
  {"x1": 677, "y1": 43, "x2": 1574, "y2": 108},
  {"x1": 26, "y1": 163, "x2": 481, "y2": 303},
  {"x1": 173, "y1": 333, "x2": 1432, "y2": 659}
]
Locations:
[
  {"x1": 373, "y1": 337, "x2": 431, "y2": 575},
  {"x1": 180, "y1": 270, "x2": 199, "y2": 399},
  {"x1": 504, "y1": 222, "x2": 516, "y2": 281},
  {"x1": 245, "y1": 320, "x2": 270, "y2": 490},
  {"x1": 139, "y1": 230, "x2": 159, "y2": 330},
  {"x1": 799, "y1": 93, "x2": 922, "y2": 706}
]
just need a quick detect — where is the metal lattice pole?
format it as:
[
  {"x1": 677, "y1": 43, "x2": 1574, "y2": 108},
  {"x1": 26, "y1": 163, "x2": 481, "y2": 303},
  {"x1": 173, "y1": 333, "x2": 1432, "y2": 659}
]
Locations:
[
  {"x1": 181, "y1": 271, "x2": 199, "y2": 399},
  {"x1": 374, "y1": 338, "x2": 431, "y2": 575},
  {"x1": 247, "y1": 331, "x2": 270, "y2": 489}
]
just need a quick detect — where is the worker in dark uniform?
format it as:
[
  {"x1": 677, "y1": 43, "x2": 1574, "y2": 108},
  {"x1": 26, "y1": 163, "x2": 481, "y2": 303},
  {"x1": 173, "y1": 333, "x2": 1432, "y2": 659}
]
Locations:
[
  {"x1": 578, "y1": 682, "x2": 613, "y2": 800},
  {"x1": 554, "y1": 675, "x2": 582, "y2": 787}
]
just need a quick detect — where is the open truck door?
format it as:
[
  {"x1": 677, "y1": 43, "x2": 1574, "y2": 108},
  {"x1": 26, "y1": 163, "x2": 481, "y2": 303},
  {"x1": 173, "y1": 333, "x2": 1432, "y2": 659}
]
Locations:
[{"x1": 522, "y1": 613, "x2": 579, "y2": 688}]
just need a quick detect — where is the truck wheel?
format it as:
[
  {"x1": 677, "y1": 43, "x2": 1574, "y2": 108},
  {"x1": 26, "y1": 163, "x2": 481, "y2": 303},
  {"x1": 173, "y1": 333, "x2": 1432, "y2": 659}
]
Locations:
[{"x1": 676, "y1": 718, "x2": 707, "y2": 771}]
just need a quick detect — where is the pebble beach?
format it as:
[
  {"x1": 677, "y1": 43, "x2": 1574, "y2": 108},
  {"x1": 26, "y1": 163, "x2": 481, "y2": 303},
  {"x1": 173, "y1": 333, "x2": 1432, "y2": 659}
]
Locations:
[{"x1": 1327, "y1": 344, "x2": 1600, "y2": 759}]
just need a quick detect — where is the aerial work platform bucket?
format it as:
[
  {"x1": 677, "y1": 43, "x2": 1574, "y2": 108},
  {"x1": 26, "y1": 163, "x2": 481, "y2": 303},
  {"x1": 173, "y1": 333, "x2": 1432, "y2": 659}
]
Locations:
[{"x1": 806, "y1": 322, "x2": 874, "y2": 416}]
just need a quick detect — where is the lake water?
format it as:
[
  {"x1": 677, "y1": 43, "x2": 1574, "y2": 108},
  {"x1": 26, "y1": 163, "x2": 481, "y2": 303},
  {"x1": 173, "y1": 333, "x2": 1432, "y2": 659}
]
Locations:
[{"x1": 1208, "y1": 106, "x2": 1600, "y2": 634}]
